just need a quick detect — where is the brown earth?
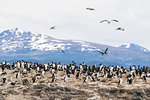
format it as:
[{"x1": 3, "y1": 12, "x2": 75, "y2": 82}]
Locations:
[{"x1": 0, "y1": 69, "x2": 150, "y2": 100}]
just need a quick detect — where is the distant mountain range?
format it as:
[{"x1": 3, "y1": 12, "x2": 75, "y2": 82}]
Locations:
[{"x1": 0, "y1": 28, "x2": 150, "y2": 67}]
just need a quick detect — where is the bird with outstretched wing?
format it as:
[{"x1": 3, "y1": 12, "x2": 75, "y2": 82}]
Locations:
[
  {"x1": 100, "y1": 20, "x2": 110, "y2": 24},
  {"x1": 86, "y1": 8, "x2": 95, "y2": 10},
  {"x1": 57, "y1": 47, "x2": 65, "y2": 54},
  {"x1": 98, "y1": 47, "x2": 108, "y2": 56},
  {"x1": 111, "y1": 19, "x2": 118, "y2": 22}
]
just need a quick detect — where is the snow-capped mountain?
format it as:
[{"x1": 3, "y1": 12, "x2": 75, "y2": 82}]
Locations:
[
  {"x1": 119, "y1": 43, "x2": 150, "y2": 53},
  {"x1": 0, "y1": 28, "x2": 150, "y2": 66},
  {"x1": 0, "y1": 28, "x2": 100, "y2": 53}
]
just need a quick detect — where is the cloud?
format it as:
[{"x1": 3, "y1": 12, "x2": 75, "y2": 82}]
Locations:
[{"x1": 0, "y1": 0, "x2": 150, "y2": 49}]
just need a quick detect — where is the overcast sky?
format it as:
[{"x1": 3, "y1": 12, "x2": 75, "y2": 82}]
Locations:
[{"x1": 0, "y1": 0, "x2": 150, "y2": 49}]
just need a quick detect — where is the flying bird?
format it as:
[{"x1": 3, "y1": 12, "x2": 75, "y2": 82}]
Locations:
[
  {"x1": 116, "y1": 27, "x2": 124, "y2": 31},
  {"x1": 52, "y1": 45, "x2": 65, "y2": 54},
  {"x1": 86, "y1": 8, "x2": 95, "y2": 10},
  {"x1": 98, "y1": 48, "x2": 108, "y2": 56},
  {"x1": 50, "y1": 26, "x2": 56, "y2": 30},
  {"x1": 57, "y1": 47, "x2": 65, "y2": 54},
  {"x1": 100, "y1": 20, "x2": 110, "y2": 24},
  {"x1": 111, "y1": 19, "x2": 118, "y2": 23}
]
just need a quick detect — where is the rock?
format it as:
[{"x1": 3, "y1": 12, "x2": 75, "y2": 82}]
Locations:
[
  {"x1": 22, "y1": 79, "x2": 30, "y2": 85},
  {"x1": 145, "y1": 89, "x2": 150, "y2": 97},
  {"x1": 23, "y1": 88, "x2": 29, "y2": 94},
  {"x1": 96, "y1": 88, "x2": 150, "y2": 100},
  {"x1": 30, "y1": 91, "x2": 41, "y2": 96},
  {"x1": 33, "y1": 84, "x2": 45, "y2": 90}
]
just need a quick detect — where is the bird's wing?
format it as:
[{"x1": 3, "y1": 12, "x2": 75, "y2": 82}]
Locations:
[
  {"x1": 90, "y1": 8, "x2": 95, "y2": 10},
  {"x1": 106, "y1": 20, "x2": 110, "y2": 24},
  {"x1": 60, "y1": 48, "x2": 65, "y2": 54},
  {"x1": 100, "y1": 20, "x2": 110, "y2": 24},
  {"x1": 112, "y1": 19, "x2": 118, "y2": 22},
  {"x1": 105, "y1": 48, "x2": 108, "y2": 53},
  {"x1": 98, "y1": 51, "x2": 103, "y2": 54},
  {"x1": 61, "y1": 50, "x2": 65, "y2": 54},
  {"x1": 100, "y1": 20, "x2": 105, "y2": 23}
]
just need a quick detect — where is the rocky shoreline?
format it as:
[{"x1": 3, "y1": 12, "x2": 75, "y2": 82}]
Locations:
[{"x1": 0, "y1": 79, "x2": 150, "y2": 100}]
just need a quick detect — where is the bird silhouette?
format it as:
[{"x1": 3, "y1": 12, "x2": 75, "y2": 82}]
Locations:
[
  {"x1": 57, "y1": 47, "x2": 65, "y2": 54},
  {"x1": 52, "y1": 44, "x2": 65, "y2": 54},
  {"x1": 111, "y1": 19, "x2": 118, "y2": 22},
  {"x1": 98, "y1": 48, "x2": 108, "y2": 56},
  {"x1": 100, "y1": 20, "x2": 110, "y2": 24},
  {"x1": 86, "y1": 8, "x2": 95, "y2": 10},
  {"x1": 116, "y1": 27, "x2": 124, "y2": 31},
  {"x1": 50, "y1": 26, "x2": 56, "y2": 30}
]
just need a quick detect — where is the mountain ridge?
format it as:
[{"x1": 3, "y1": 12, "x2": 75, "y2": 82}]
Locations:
[{"x1": 0, "y1": 28, "x2": 150, "y2": 66}]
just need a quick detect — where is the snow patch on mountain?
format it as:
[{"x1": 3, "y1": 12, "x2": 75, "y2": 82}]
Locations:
[
  {"x1": 51, "y1": 40, "x2": 62, "y2": 42},
  {"x1": 125, "y1": 43, "x2": 130, "y2": 48},
  {"x1": 120, "y1": 43, "x2": 150, "y2": 53}
]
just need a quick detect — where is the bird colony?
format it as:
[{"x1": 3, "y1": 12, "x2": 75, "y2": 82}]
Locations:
[{"x1": 0, "y1": 61, "x2": 149, "y2": 86}]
